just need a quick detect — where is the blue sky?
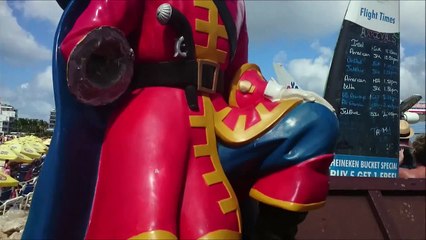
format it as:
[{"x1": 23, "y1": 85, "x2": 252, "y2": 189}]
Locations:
[{"x1": 0, "y1": 0, "x2": 425, "y2": 121}]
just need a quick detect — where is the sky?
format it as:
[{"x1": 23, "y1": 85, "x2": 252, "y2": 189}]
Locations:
[{"x1": 0, "y1": 0, "x2": 425, "y2": 121}]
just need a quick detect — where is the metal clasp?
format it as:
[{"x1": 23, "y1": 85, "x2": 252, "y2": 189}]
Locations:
[
  {"x1": 197, "y1": 59, "x2": 219, "y2": 94},
  {"x1": 174, "y1": 36, "x2": 188, "y2": 58}
]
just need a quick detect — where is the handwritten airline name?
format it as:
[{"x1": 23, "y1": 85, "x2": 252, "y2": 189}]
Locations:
[
  {"x1": 344, "y1": 75, "x2": 366, "y2": 83},
  {"x1": 340, "y1": 108, "x2": 360, "y2": 116}
]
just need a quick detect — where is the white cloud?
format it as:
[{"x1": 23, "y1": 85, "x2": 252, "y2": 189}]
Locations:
[
  {"x1": 246, "y1": 1, "x2": 425, "y2": 47},
  {"x1": 400, "y1": 1, "x2": 425, "y2": 45},
  {"x1": 17, "y1": 100, "x2": 54, "y2": 120},
  {"x1": 0, "y1": 0, "x2": 423, "y2": 121},
  {"x1": 20, "y1": 83, "x2": 29, "y2": 89},
  {"x1": 1, "y1": 66, "x2": 54, "y2": 121},
  {"x1": 400, "y1": 53, "x2": 425, "y2": 100},
  {"x1": 274, "y1": 42, "x2": 425, "y2": 101},
  {"x1": 0, "y1": 84, "x2": 15, "y2": 100},
  {"x1": 11, "y1": 1, "x2": 62, "y2": 26},
  {"x1": 246, "y1": 1, "x2": 349, "y2": 42},
  {"x1": 285, "y1": 42, "x2": 333, "y2": 95},
  {"x1": 262, "y1": 1, "x2": 425, "y2": 100},
  {"x1": 400, "y1": 45, "x2": 406, "y2": 60},
  {"x1": 0, "y1": 2, "x2": 51, "y2": 65},
  {"x1": 273, "y1": 51, "x2": 288, "y2": 64},
  {"x1": 35, "y1": 66, "x2": 54, "y2": 92}
]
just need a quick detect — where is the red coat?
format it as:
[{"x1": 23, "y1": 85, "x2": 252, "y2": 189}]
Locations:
[{"x1": 60, "y1": 0, "x2": 304, "y2": 239}]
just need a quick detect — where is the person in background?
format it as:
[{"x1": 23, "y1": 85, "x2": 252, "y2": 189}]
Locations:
[
  {"x1": 399, "y1": 131, "x2": 426, "y2": 178},
  {"x1": 399, "y1": 120, "x2": 414, "y2": 169},
  {"x1": 3, "y1": 161, "x2": 11, "y2": 176},
  {"x1": 412, "y1": 134, "x2": 425, "y2": 164}
]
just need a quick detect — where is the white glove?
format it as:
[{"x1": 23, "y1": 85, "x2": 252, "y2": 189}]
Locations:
[{"x1": 264, "y1": 80, "x2": 335, "y2": 112}]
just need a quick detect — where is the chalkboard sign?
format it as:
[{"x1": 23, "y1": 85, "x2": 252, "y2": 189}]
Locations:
[
  {"x1": 324, "y1": 1, "x2": 400, "y2": 178},
  {"x1": 327, "y1": 20, "x2": 400, "y2": 157}
]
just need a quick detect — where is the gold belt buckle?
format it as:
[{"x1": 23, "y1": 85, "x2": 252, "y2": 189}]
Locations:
[{"x1": 197, "y1": 59, "x2": 219, "y2": 94}]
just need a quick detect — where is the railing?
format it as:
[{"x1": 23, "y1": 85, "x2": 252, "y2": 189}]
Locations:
[{"x1": 298, "y1": 177, "x2": 426, "y2": 240}]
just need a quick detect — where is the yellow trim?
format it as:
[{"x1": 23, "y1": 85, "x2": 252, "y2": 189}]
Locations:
[
  {"x1": 255, "y1": 102, "x2": 271, "y2": 115},
  {"x1": 248, "y1": 85, "x2": 256, "y2": 93},
  {"x1": 194, "y1": 0, "x2": 228, "y2": 64},
  {"x1": 218, "y1": 198, "x2": 239, "y2": 214},
  {"x1": 234, "y1": 115, "x2": 247, "y2": 133},
  {"x1": 199, "y1": 229, "x2": 241, "y2": 239},
  {"x1": 129, "y1": 230, "x2": 177, "y2": 239},
  {"x1": 215, "y1": 99, "x2": 302, "y2": 145},
  {"x1": 215, "y1": 107, "x2": 232, "y2": 120},
  {"x1": 190, "y1": 115, "x2": 208, "y2": 127},
  {"x1": 249, "y1": 188, "x2": 326, "y2": 212},
  {"x1": 203, "y1": 171, "x2": 221, "y2": 185},
  {"x1": 194, "y1": 145, "x2": 210, "y2": 157},
  {"x1": 229, "y1": 64, "x2": 261, "y2": 107},
  {"x1": 189, "y1": 97, "x2": 241, "y2": 232}
]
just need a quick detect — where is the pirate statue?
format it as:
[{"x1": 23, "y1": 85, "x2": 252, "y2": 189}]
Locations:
[{"x1": 23, "y1": 0, "x2": 338, "y2": 239}]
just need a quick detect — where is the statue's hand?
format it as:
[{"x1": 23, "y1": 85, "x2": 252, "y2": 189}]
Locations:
[{"x1": 264, "y1": 80, "x2": 335, "y2": 112}]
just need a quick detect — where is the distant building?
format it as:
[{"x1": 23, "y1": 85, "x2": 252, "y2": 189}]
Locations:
[
  {"x1": 0, "y1": 102, "x2": 18, "y2": 135},
  {"x1": 48, "y1": 109, "x2": 56, "y2": 132}
]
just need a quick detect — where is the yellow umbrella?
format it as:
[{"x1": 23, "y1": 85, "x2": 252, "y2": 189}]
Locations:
[
  {"x1": 28, "y1": 135, "x2": 40, "y2": 139},
  {"x1": 26, "y1": 141, "x2": 47, "y2": 153},
  {"x1": 43, "y1": 138, "x2": 51, "y2": 146},
  {"x1": 15, "y1": 152, "x2": 33, "y2": 163},
  {"x1": 26, "y1": 135, "x2": 44, "y2": 143},
  {"x1": 22, "y1": 143, "x2": 42, "y2": 158},
  {"x1": 8, "y1": 143, "x2": 41, "y2": 160},
  {"x1": 0, "y1": 172, "x2": 19, "y2": 187},
  {"x1": 3, "y1": 138, "x2": 19, "y2": 145},
  {"x1": 0, "y1": 145, "x2": 18, "y2": 160}
]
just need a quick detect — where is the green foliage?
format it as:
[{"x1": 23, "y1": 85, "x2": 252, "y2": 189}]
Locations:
[{"x1": 14, "y1": 118, "x2": 51, "y2": 137}]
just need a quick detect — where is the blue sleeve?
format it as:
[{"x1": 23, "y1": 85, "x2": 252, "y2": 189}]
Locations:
[
  {"x1": 23, "y1": 0, "x2": 107, "y2": 239},
  {"x1": 218, "y1": 102, "x2": 339, "y2": 179}
]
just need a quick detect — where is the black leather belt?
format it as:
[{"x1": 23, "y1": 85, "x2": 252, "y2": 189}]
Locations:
[{"x1": 132, "y1": 59, "x2": 223, "y2": 111}]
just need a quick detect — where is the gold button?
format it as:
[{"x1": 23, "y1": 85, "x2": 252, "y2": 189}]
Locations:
[{"x1": 238, "y1": 80, "x2": 252, "y2": 93}]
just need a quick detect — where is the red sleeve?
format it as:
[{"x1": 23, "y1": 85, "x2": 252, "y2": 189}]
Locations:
[
  {"x1": 60, "y1": 0, "x2": 142, "y2": 59},
  {"x1": 220, "y1": 5, "x2": 270, "y2": 109},
  {"x1": 224, "y1": 11, "x2": 249, "y2": 85}
]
